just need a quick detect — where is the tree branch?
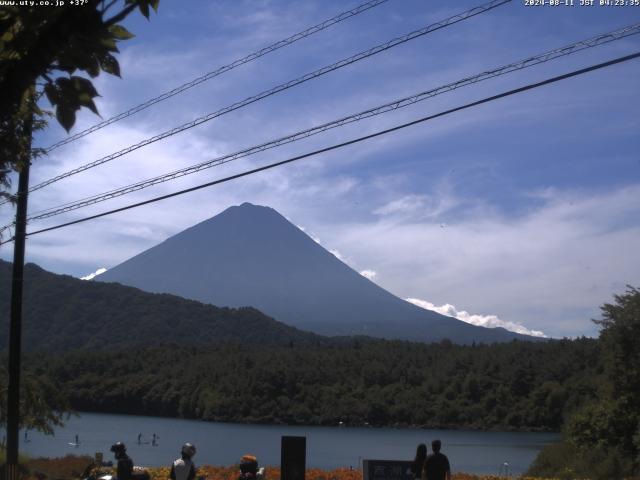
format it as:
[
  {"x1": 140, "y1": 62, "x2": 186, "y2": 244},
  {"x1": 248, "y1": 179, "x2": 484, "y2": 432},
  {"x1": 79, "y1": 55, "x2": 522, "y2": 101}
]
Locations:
[
  {"x1": 104, "y1": 3, "x2": 138, "y2": 27},
  {"x1": 102, "y1": 0, "x2": 119, "y2": 14}
]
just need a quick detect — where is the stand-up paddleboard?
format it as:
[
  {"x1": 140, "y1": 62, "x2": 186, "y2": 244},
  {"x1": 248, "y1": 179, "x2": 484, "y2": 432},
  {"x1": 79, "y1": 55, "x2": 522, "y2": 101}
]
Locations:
[{"x1": 68, "y1": 442, "x2": 80, "y2": 447}]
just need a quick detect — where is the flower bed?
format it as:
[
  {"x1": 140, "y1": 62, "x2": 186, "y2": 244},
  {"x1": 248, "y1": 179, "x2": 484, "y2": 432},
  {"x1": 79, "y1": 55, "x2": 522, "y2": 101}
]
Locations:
[{"x1": 17, "y1": 455, "x2": 555, "y2": 480}]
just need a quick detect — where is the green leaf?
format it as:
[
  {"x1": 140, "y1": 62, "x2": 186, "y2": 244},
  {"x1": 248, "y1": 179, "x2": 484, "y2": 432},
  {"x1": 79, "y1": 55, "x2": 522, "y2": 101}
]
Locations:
[
  {"x1": 85, "y1": 56, "x2": 100, "y2": 78},
  {"x1": 99, "y1": 36, "x2": 118, "y2": 52},
  {"x1": 55, "y1": 76, "x2": 72, "y2": 90},
  {"x1": 138, "y1": 2, "x2": 150, "y2": 19},
  {"x1": 78, "y1": 94, "x2": 99, "y2": 115},
  {"x1": 55, "y1": 63, "x2": 77, "y2": 74},
  {"x1": 71, "y1": 76, "x2": 99, "y2": 99},
  {"x1": 109, "y1": 24, "x2": 135, "y2": 40},
  {"x1": 43, "y1": 83, "x2": 59, "y2": 106},
  {"x1": 56, "y1": 104, "x2": 76, "y2": 132},
  {"x1": 58, "y1": 46, "x2": 98, "y2": 76},
  {"x1": 99, "y1": 53, "x2": 121, "y2": 77}
]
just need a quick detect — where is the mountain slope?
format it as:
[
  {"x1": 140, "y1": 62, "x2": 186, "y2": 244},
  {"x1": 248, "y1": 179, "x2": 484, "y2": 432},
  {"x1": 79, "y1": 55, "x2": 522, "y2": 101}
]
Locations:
[
  {"x1": 0, "y1": 260, "x2": 325, "y2": 351},
  {"x1": 99, "y1": 203, "x2": 538, "y2": 344}
]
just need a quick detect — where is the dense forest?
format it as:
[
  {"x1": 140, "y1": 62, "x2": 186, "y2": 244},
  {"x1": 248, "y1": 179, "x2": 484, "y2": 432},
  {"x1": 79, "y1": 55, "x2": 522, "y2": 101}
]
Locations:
[{"x1": 24, "y1": 338, "x2": 599, "y2": 432}]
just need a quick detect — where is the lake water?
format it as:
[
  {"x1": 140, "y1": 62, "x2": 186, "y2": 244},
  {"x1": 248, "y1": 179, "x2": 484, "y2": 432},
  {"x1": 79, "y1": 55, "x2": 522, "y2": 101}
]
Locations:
[{"x1": 17, "y1": 412, "x2": 559, "y2": 476}]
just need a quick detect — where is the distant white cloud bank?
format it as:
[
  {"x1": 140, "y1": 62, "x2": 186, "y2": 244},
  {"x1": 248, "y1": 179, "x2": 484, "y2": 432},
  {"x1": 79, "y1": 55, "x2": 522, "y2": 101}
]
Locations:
[
  {"x1": 80, "y1": 268, "x2": 107, "y2": 281},
  {"x1": 405, "y1": 297, "x2": 547, "y2": 338}
]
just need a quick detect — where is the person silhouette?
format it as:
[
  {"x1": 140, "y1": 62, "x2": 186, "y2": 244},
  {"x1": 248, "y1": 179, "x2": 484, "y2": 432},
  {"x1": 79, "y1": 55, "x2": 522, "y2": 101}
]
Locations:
[
  {"x1": 411, "y1": 443, "x2": 427, "y2": 479},
  {"x1": 423, "y1": 440, "x2": 450, "y2": 480}
]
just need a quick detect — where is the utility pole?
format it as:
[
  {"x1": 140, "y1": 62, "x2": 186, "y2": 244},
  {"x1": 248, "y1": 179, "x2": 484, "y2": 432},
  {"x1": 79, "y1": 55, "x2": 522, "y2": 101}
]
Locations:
[{"x1": 5, "y1": 114, "x2": 32, "y2": 480}]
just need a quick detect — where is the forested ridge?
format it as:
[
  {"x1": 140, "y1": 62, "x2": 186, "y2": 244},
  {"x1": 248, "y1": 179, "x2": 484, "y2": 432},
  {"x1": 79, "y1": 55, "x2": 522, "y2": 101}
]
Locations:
[
  {"x1": 0, "y1": 260, "x2": 326, "y2": 350},
  {"x1": 24, "y1": 338, "x2": 599, "y2": 432}
]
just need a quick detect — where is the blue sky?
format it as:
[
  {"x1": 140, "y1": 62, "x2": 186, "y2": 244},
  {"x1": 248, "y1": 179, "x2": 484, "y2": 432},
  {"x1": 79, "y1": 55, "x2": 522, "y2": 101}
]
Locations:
[{"x1": 1, "y1": 0, "x2": 639, "y2": 338}]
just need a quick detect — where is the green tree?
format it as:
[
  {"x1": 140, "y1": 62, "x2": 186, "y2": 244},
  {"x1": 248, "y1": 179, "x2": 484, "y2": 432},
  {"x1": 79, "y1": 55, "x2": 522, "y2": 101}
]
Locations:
[
  {"x1": 589, "y1": 286, "x2": 640, "y2": 470},
  {"x1": 533, "y1": 286, "x2": 640, "y2": 478},
  {"x1": 0, "y1": 0, "x2": 159, "y2": 435},
  {"x1": 0, "y1": 0, "x2": 159, "y2": 201},
  {"x1": 0, "y1": 364, "x2": 71, "y2": 434}
]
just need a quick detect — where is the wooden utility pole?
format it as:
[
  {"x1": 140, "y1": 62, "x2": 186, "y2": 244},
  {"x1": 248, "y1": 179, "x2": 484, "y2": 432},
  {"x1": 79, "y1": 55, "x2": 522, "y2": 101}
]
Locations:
[{"x1": 5, "y1": 115, "x2": 32, "y2": 480}]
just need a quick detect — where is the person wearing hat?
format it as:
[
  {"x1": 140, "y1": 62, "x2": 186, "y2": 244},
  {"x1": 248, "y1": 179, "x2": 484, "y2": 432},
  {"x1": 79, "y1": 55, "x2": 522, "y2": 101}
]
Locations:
[
  {"x1": 170, "y1": 443, "x2": 197, "y2": 480},
  {"x1": 110, "y1": 442, "x2": 133, "y2": 480},
  {"x1": 238, "y1": 454, "x2": 264, "y2": 480}
]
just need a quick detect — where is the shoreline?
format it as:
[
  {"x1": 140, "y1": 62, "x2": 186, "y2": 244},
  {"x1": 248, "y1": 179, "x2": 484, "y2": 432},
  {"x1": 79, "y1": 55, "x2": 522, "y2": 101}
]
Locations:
[
  {"x1": 16, "y1": 412, "x2": 557, "y2": 475},
  {"x1": 69, "y1": 409, "x2": 561, "y2": 435}
]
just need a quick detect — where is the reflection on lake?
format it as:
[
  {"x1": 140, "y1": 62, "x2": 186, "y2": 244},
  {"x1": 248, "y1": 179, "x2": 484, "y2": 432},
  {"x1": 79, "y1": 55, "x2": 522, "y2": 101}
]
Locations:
[{"x1": 18, "y1": 412, "x2": 559, "y2": 475}]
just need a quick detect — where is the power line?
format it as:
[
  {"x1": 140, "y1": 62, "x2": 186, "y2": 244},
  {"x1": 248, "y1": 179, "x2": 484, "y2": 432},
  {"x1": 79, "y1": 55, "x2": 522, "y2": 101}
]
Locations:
[
  {"x1": 1, "y1": 50, "x2": 635, "y2": 245},
  {"x1": 23, "y1": 22, "x2": 640, "y2": 222},
  {"x1": 24, "y1": 0, "x2": 510, "y2": 195},
  {"x1": 41, "y1": 0, "x2": 391, "y2": 154}
]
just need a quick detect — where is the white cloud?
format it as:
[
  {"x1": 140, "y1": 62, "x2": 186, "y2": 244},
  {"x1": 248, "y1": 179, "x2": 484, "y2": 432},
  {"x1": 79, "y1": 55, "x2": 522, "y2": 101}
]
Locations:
[
  {"x1": 329, "y1": 249, "x2": 344, "y2": 261},
  {"x1": 80, "y1": 267, "x2": 107, "y2": 281},
  {"x1": 406, "y1": 297, "x2": 547, "y2": 337},
  {"x1": 360, "y1": 270, "x2": 377, "y2": 281},
  {"x1": 372, "y1": 183, "x2": 462, "y2": 222},
  {"x1": 328, "y1": 185, "x2": 640, "y2": 338},
  {"x1": 374, "y1": 195, "x2": 428, "y2": 216}
]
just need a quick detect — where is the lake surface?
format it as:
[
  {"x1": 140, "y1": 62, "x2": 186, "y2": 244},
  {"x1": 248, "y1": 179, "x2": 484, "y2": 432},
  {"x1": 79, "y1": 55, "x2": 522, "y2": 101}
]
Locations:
[{"x1": 17, "y1": 412, "x2": 559, "y2": 476}]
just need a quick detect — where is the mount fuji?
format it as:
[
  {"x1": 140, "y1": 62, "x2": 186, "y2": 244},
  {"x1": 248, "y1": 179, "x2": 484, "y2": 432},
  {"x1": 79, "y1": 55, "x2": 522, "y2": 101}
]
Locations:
[{"x1": 98, "y1": 203, "x2": 540, "y2": 344}]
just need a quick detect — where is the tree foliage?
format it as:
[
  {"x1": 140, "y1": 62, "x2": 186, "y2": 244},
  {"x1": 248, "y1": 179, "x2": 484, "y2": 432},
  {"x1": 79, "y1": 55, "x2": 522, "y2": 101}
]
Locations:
[
  {"x1": 0, "y1": 363, "x2": 71, "y2": 435},
  {"x1": 527, "y1": 439, "x2": 633, "y2": 480},
  {"x1": 0, "y1": 1, "x2": 159, "y2": 433},
  {"x1": 529, "y1": 286, "x2": 640, "y2": 479},
  {"x1": 24, "y1": 338, "x2": 599, "y2": 432},
  {"x1": 0, "y1": 0, "x2": 159, "y2": 200},
  {"x1": 569, "y1": 286, "x2": 640, "y2": 472}
]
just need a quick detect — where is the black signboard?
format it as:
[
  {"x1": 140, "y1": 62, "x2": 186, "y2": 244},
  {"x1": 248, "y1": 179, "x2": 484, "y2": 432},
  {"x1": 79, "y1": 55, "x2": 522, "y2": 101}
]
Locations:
[
  {"x1": 281, "y1": 436, "x2": 306, "y2": 480},
  {"x1": 363, "y1": 460, "x2": 414, "y2": 480}
]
